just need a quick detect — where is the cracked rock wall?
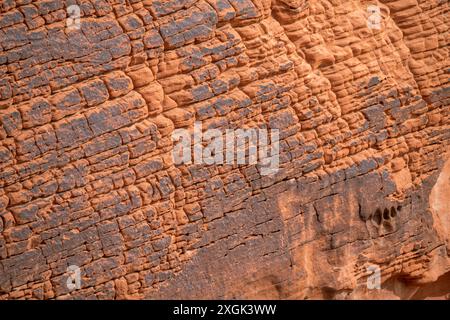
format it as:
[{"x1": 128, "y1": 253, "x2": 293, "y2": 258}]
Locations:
[{"x1": 0, "y1": 0, "x2": 449, "y2": 299}]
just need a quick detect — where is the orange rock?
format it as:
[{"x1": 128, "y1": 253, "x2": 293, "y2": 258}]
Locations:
[{"x1": 0, "y1": 0, "x2": 448, "y2": 301}]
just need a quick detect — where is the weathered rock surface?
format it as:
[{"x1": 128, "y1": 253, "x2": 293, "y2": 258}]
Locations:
[{"x1": 0, "y1": 0, "x2": 449, "y2": 299}]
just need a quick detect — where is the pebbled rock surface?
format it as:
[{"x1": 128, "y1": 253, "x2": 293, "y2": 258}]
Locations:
[{"x1": 0, "y1": 0, "x2": 449, "y2": 299}]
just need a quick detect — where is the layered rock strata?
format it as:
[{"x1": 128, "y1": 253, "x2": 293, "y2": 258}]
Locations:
[{"x1": 0, "y1": 0, "x2": 449, "y2": 299}]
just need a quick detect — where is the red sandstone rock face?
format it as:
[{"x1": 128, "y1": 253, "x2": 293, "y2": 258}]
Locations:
[{"x1": 0, "y1": 0, "x2": 449, "y2": 299}]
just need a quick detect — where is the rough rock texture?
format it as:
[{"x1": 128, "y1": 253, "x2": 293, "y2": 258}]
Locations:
[{"x1": 0, "y1": 0, "x2": 449, "y2": 299}]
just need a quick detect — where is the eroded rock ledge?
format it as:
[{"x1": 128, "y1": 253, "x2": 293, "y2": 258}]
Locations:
[{"x1": 0, "y1": 0, "x2": 449, "y2": 299}]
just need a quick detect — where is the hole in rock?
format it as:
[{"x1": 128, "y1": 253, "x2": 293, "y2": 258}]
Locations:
[
  {"x1": 383, "y1": 208, "x2": 390, "y2": 220},
  {"x1": 373, "y1": 208, "x2": 382, "y2": 225},
  {"x1": 390, "y1": 207, "x2": 397, "y2": 218}
]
